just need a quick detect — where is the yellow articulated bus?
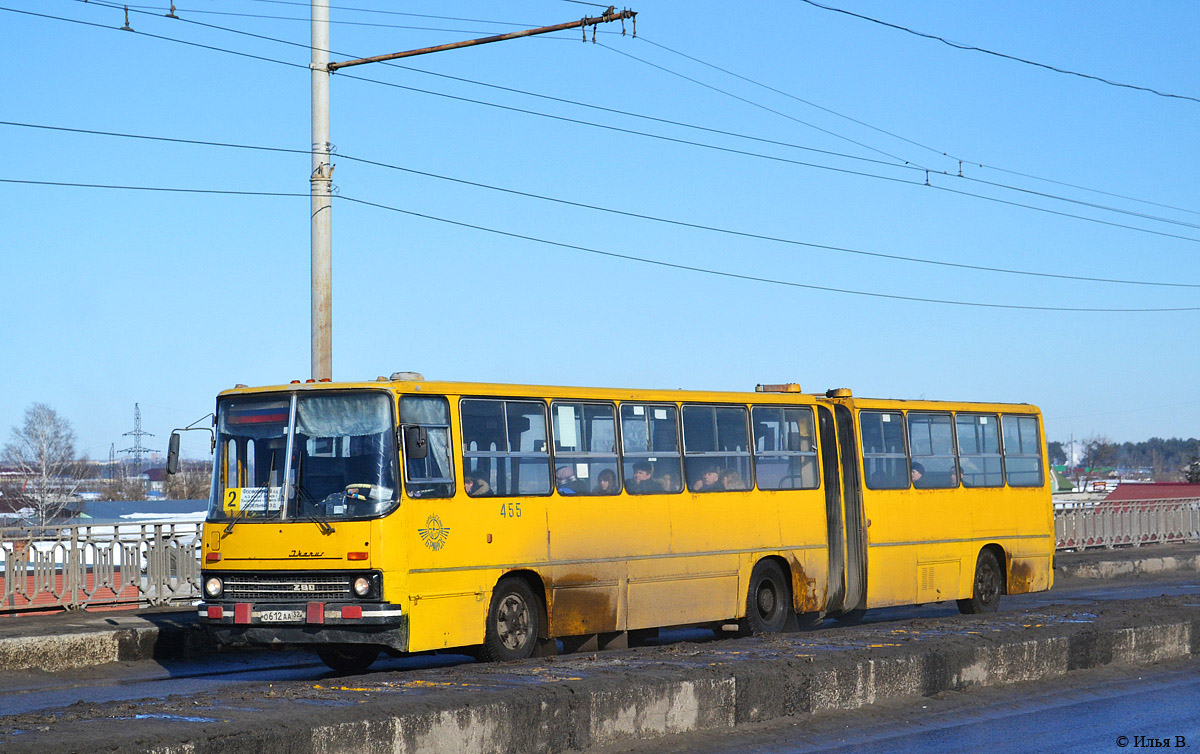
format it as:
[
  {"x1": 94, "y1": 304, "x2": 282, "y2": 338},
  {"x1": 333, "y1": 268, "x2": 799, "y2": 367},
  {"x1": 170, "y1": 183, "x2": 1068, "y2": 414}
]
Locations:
[{"x1": 177, "y1": 375, "x2": 1053, "y2": 672}]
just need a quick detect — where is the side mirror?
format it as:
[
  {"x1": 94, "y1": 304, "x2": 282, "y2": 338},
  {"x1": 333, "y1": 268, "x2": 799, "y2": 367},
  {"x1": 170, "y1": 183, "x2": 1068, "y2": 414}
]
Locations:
[
  {"x1": 166, "y1": 432, "x2": 181, "y2": 475},
  {"x1": 404, "y1": 425, "x2": 428, "y2": 460}
]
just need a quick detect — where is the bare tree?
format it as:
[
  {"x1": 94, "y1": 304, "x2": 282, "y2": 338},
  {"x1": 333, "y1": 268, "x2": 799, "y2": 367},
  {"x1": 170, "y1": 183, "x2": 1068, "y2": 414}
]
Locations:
[
  {"x1": 2, "y1": 403, "x2": 81, "y2": 524},
  {"x1": 1080, "y1": 434, "x2": 1119, "y2": 491},
  {"x1": 165, "y1": 461, "x2": 212, "y2": 500}
]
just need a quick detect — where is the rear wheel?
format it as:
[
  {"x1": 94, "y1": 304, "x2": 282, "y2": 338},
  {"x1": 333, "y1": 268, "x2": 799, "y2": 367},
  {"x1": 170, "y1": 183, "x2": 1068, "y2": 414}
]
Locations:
[
  {"x1": 740, "y1": 560, "x2": 791, "y2": 635},
  {"x1": 315, "y1": 645, "x2": 380, "y2": 673},
  {"x1": 958, "y1": 550, "x2": 1003, "y2": 614},
  {"x1": 481, "y1": 577, "x2": 541, "y2": 662}
]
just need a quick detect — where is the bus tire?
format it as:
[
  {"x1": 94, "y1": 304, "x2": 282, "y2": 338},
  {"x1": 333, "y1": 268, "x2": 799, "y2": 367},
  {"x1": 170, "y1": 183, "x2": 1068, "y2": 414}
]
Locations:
[
  {"x1": 740, "y1": 560, "x2": 791, "y2": 635},
  {"x1": 481, "y1": 577, "x2": 541, "y2": 662},
  {"x1": 315, "y1": 645, "x2": 380, "y2": 673},
  {"x1": 958, "y1": 549, "x2": 1003, "y2": 614}
]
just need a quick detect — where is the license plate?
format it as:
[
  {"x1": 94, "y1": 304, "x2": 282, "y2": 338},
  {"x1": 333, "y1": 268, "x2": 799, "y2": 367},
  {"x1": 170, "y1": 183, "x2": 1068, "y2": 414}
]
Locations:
[{"x1": 259, "y1": 609, "x2": 304, "y2": 623}]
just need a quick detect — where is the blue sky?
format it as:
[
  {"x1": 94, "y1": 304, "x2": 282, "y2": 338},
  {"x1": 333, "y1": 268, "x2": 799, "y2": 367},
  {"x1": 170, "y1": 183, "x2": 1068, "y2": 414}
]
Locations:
[{"x1": 2, "y1": 0, "x2": 1198, "y2": 460}]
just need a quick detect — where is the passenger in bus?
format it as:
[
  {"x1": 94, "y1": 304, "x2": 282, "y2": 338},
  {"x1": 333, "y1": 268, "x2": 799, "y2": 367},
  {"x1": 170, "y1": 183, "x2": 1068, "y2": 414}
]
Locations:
[
  {"x1": 911, "y1": 462, "x2": 925, "y2": 485},
  {"x1": 464, "y1": 475, "x2": 491, "y2": 497},
  {"x1": 692, "y1": 465, "x2": 725, "y2": 492},
  {"x1": 593, "y1": 469, "x2": 619, "y2": 495},
  {"x1": 556, "y1": 466, "x2": 588, "y2": 495},
  {"x1": 627, "y1": 461, "x2": 663, "y2": 494},
  {"x1": 719, "y1": 468, "x2": 746, "y2": 491}
]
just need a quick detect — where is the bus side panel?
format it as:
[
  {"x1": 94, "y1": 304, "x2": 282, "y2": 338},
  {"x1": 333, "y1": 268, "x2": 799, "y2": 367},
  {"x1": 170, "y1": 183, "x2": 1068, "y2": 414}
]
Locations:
[
  {"x1": 775, "y1": 490, "x2": 830, "y2": 614},
  {"x1": 403, "y1": 492, "x2": 551, "y2": 652},
  {"x1": 546, "y1": 491, "x2": 669, "y2": 636},
  {"x1": 628, "y1": 553, "x2": 739, "y2": 629},
  {"x1": 667, "y1": 489, "x2": 779, "y2": 624}
]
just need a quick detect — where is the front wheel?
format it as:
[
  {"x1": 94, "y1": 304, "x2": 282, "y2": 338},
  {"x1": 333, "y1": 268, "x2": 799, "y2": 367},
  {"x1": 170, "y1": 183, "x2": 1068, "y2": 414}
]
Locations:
[
  {"x1": 740, "y1": 560, "x2": 791, "y2": 635},
  {"x1": 315, "y1": 645, "x2": 380, "y2": 673},
  {"x1": 958, "y1": 550, "x2": 1003, "y2": 614},
  {"x1": 481, "y1": 577, "x2": 541, "y2": 662}
]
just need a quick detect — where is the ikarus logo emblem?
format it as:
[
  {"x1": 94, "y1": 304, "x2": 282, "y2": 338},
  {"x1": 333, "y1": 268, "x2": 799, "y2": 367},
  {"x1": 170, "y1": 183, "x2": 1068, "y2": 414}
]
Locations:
[{"x1": 418, "y1": 513, "x2": 450, "y2": 551}]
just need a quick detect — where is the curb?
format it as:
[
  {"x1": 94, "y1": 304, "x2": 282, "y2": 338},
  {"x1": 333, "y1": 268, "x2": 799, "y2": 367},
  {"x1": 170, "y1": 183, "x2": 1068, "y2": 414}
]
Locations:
[
  {"x1": 1058, "y1": 553, "x2": 1200, "y2": 580},
  {"x1": 2, "y1": 600, "x2": 1197, "y2": 753},
  {"x1": 0, "y1": 610, "x2": 212, "y2": 673},
  {"x1": 1, "y1": 544, "x2": 1197, "y2": 673}
]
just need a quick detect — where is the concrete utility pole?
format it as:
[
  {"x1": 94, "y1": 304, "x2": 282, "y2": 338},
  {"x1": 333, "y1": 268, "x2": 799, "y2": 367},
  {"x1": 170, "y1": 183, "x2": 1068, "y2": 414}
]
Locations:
[
  {"x1": 311, "y1": 0, "x2": 333, "y2": 381},
  {"x1": 308, "y1": 4, "x2": 636, "y2": 380}
]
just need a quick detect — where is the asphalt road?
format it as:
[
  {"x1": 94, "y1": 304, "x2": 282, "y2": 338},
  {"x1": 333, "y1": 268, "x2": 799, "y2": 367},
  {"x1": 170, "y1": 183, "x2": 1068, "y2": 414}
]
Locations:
[
  {"x1": 1, "y1": 572, "x2": 1196, "y2": 719},
  {"x1": 585, "y1": 654, "x2": 1200, "y2": 754}
]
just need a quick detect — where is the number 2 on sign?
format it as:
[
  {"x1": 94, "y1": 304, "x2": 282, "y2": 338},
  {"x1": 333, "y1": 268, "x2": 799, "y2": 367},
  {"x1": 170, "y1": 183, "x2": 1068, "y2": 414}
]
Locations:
[
  {"x1": 224, "y1": 488, "x2": 241, "y2": 515},
  {"x1": 499, "y1": 501, "x2": 521, "y2": 518}
]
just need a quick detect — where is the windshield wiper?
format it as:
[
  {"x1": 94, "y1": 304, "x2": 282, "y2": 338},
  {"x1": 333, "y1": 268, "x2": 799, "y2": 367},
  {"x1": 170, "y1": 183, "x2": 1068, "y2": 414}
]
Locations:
[
  {"x1": 295, "y1": 482, "x2": 336, "y2": 536},
  {"x1": 224, "y1": 451, "x2": 278, "y2": 536}
]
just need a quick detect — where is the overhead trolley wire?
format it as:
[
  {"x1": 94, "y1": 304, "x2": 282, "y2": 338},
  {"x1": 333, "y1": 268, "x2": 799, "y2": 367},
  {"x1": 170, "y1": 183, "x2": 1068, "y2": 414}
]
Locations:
[
  {"x1": 796, "y1": 0, "x2": 1200, "y2": 106},
  {"x1": 19, "y1": 4, "x2": 1200, "y2": 244},
  {"x1": 597, "y1": 41, "x2": 918, "y2": 167},
  {"x1": 3, "y1": 175, "x2": 1191, "y2": 313},
  {"x1": 631, "y1": 35, "x2": 1200, "y2": 220},
  {"x1": 4, "y1": 118, "x2": 1199, "y2": 292},
  {"x1": 107, "y1": 3, "x2": 544, "y2": 34}
]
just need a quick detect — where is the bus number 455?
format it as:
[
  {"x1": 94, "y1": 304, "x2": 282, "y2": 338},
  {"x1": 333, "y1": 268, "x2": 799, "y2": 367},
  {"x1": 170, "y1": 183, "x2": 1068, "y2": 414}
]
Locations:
[{"x1": 500, "y1": 501, "x2": 522, "y2": 518}]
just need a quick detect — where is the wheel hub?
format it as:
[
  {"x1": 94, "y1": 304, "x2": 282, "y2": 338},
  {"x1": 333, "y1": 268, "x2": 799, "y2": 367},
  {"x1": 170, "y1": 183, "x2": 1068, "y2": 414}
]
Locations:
[{"x1": 497, "y1": 594, "x2": 530, "y2": 650}]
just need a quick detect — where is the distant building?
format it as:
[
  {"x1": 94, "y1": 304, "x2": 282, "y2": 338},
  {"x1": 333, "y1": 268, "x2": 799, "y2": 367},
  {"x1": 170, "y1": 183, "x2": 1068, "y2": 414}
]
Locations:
[{"x1": 1104, "y1": 482, "x2": 1200, "y2": 503}]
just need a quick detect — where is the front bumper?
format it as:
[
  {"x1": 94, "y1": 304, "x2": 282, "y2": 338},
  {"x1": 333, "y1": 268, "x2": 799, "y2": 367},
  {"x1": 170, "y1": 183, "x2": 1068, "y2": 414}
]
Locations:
[{"x1": 199, "y1": 601, "x2": 409, "y2": 651}]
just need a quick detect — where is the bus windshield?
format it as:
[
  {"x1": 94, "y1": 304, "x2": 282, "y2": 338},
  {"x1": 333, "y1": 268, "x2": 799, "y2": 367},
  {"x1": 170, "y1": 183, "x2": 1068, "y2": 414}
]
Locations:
[{"x1": 208, "y1": 391, "x2": 399, "y2": 523}]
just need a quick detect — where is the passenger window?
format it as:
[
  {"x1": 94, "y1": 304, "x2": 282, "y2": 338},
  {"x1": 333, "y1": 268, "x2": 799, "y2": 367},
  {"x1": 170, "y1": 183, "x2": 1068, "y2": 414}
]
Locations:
[
  {"x1": 552, "y1": 402, "x2": 620, "y2": 495},
  {"x1": 399, "y1": 395, "x2": 454, "y2": 499},
  {"x1": 460, "y1": 399, "x2": 551, "y2": 497},
  {"x1": 1003, "y1": 414, "x2": 1043, "y2": 487},
  {"x1": 752, "y1": 406, "x2": 819, "y2": 490},
  {"x1": 956, "y1": 413, "x2": 1004, "y2": 487},
  {"x1": 907, "y1": 412, "x2": 958, "y2": 489},
  {"x1": 860, "y1": 411, "x2": 908, "y2": 489},
  {"x1": 619, "y1": 403, "x2": 683, "y2": 494},
  {"x1": 682, "y1": 405, "x2": 751, "y2": 492}
]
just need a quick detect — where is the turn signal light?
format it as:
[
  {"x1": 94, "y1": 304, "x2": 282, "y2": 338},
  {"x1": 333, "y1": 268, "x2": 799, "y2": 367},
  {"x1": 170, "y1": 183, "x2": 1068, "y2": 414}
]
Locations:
[
  {"x1": 205, "y1": 553, "x2": 222, "y2": 562},
  {"x1": 347, "y1": 551, "x2": 368, "y2": 561},
  {"x1": 207, "y1": 606, "x2": 223, "y2": 620},
  {"x1": 341, "y1": 605, "x2": 363, "y2": 619}
]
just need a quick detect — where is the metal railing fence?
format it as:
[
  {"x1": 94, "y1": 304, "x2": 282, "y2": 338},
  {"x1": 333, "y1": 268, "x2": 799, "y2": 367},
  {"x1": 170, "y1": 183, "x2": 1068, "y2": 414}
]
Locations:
[
  {"x1": 1055, "y1": 499, "x2": 1200, "y2": 550},
  {"x1": 2, "y1": 501, "x2": 1197, "y2": 613},
  {"x1": 1, "y1": 522, "x2": 202, "y2": 613}
]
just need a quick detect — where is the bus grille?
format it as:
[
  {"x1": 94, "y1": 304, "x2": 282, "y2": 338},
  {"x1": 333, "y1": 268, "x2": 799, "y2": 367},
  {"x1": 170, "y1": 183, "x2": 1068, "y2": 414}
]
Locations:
[{"x1": 220, "y1": 573, "x2": 352, "y2": 602}]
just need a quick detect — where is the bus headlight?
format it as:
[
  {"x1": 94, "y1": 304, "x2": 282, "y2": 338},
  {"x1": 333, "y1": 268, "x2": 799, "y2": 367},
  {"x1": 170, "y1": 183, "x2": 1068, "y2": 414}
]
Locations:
[
  {"x1": 204, "y1": 576, "x2": 223, "y2": 598},
  {"x1": 353, "y1": 577, "x2": 371, "y2": 597}
]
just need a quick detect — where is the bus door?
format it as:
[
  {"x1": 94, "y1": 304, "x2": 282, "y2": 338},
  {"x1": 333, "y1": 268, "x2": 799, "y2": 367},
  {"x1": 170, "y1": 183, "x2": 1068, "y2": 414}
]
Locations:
[
  {"x1": 833, "y1": 403, "x2": 868, "y2": 613},
  {"x1": 817, "y1": 406, "x2": 846, "y2": 612}
]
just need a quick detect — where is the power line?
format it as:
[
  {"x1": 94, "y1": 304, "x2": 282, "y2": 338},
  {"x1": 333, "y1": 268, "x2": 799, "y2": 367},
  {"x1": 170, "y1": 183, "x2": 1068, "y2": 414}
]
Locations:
[
  {"x1": 0, "y1": 177, "x2": 307, "y2": 198},
  {"x1": 597, "y1": 41, "x2": 919, "y2": 167},
  {"x1": 612, "y1": 37, "x2": 1200, "y2": 229},
  {"x1": 4, "y1": 175, "x2": 1194, "y2": 312},
  {"x1": 796, "y1": 0, "x2": 1200, "y2": 105},
  {"x1": 161, "y1": 4, "x2": 1200, "y2": 233},
  {"x1": 116, "y1": 3, "x2": 544, "y2": 34},
  {"x1": 336, "y1": 195, "x2": 1200, "y2": 313},
  {"x1": 90, "y1": 0, "x2": 914, "y2": 175},
  {"x1": 7, "y1": 118, "x2": 1197, "y2": 290},
  {"x1": 241, "y1": 0, "x2": 547, "y2": 25},
  {"x1": 637, "y1": 34, "x2": 953, "y2": 162},
  {"x1": 634, "y1": 35, "x2": 1200, "y2": 220},
  {"x1": 22, "y1": 4, "x2": 1200, "y2": 244}
]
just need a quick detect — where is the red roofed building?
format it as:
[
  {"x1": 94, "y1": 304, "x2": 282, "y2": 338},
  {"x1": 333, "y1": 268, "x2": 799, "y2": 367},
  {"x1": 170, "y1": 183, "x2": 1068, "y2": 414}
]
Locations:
[{"x1": 1104, "y1": 482, "x2": 1200, "y2": 503}]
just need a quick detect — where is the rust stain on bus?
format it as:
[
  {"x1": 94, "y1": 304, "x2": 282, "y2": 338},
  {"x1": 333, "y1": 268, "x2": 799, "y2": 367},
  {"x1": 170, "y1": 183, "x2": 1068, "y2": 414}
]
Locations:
[
  {"x1": 1007, "y1": 559, "x2": 1035, "y2": 594},
  {"x1": 791, "y1": 561, "x2": 823, "y2": 614},
  {"x1": 546, "y1": 573, "x2": 619, "y2": 636}
]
